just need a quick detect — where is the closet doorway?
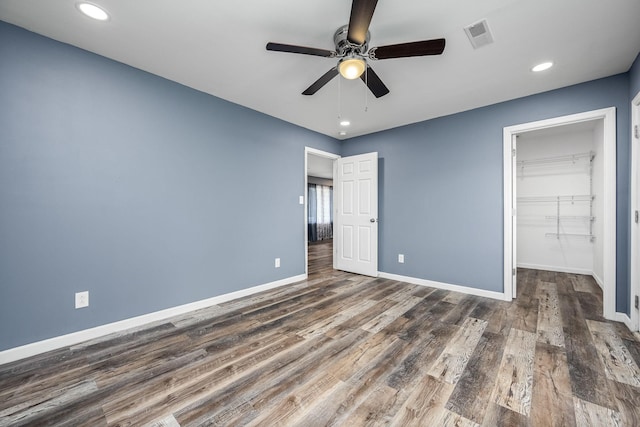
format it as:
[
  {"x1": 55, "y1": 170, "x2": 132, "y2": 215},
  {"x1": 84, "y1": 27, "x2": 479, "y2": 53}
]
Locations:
[
  {"x1": 305, "y1": 148, "x2": 340, "y2": 277},
  {"x1": 503, "y1": 108, "x2": 617, "y2": 320}
]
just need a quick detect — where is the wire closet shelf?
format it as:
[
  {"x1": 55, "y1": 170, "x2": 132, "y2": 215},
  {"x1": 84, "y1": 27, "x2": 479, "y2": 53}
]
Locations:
[{"x1": 516, "y1": 151, "x2": 596, "y2": 241}]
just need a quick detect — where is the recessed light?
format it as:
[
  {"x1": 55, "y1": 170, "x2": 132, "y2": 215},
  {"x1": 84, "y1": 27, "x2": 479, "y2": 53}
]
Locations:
[
  {"x1": 339, "y1": 131, "x2": 347, "y2": 136},
  {"x1": 77, "y1": 2, "x2": 110, "y2": 21},
  {"x1": 340, "y1": 120, "x2": 350, "y2": 127},
  {"x1": 532, "y1": 61, "x2": 553, "y2": 72}
]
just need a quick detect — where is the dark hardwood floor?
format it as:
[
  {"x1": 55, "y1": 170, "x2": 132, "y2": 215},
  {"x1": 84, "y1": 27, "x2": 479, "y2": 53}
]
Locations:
[
  {"x1": 307, "y1": 239, "x2": 333, "y2": 278},
  {"x1": 1, "y1": 240, "x2": 639, "y2": 426}
]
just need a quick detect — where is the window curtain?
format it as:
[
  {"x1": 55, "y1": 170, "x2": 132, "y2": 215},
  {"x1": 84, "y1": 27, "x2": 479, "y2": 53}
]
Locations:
[{"x1": 308, "y1": 184, "x2": 333, "y2": 242}]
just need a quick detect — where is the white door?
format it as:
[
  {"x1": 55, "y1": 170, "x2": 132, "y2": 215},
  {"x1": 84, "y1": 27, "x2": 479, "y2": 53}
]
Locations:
[
  {"x1": 334, "y1": 152, "x2": 378, "y2": 277},
  {"x1": 512, "y1": 135, "x2": 518, "y2": 298}
]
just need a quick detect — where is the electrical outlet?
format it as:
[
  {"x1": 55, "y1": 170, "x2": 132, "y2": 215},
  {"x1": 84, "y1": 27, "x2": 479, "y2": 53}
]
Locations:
[
  {"x1": 299, "y1": 196, "x2": 304, "y2": 205},
  {"x1": 398, "y1": 254, "x2": 405, "y2": 263},
  {"x1": 75, "y1": 291, "x2": 89, "y2": 309},
  {"x1": 275, "y1": 258, "x2": 281, "y2": 268}
]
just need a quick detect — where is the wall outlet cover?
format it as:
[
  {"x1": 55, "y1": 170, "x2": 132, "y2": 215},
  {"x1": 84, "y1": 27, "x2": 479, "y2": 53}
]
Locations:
[
  {"x1": 275, "y1": 258, "x2": 281, "y2": 268},
  {"x1": 75, "y1": 291, "x2": 89, "y2": 309},
  {"x1": 398, "y1": 254, "x2": 405, "y2": 263}
]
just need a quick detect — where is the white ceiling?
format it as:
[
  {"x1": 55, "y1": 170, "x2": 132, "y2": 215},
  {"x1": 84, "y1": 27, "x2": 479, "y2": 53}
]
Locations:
[
  {"x1": 308, "y1": 154, "x2": 334, "y2": 179},
  {"x1": 1, "y1": 0, "x2": 639, "y2": 140}
]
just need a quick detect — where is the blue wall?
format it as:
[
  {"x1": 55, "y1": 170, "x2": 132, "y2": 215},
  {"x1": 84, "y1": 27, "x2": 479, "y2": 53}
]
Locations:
[
  {"x1": 0, "y1": 21, "x2": 340, "y2": 351},
  {"x1": 342, "y1": 75, "x2": 631, "y2": 311}
]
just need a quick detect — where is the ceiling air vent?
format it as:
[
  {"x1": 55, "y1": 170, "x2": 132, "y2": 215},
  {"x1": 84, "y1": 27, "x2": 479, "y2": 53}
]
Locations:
[{"x1": 464, "y1": 19, "x2": 493, "y2": 49}]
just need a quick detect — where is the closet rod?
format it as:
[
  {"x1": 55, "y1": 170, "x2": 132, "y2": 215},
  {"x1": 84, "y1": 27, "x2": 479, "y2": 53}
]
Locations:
[
  {"x1": 517, "y1": 195, "x2": 594, "y2": 203},
  {"x1": 545, "y1": 232, "x2": 595, "y2": 241},
  {"x1": 544, "y1": 215, "x2": 595, "y2": 221},
  {"x1": 517, "y1": 151, "x2": 594, "y2": 168}
]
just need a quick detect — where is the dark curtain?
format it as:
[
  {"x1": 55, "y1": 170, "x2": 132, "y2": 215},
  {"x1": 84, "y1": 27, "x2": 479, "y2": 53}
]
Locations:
[
  {"x1": 308, "y1": 184, "x2": 333, "y2": 242},
  {"x1": 308, "y1": 184, "x2": 318, "y2": 242}
]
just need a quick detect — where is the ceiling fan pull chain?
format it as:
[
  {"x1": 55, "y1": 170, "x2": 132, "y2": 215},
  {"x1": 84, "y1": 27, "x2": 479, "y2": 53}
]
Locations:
[
  {"x1": 338, "y1": 73, "x2": 342, "y2": 120},
  {"x1": 365, "y1": 67, "x2": 369, "y2": 112}
]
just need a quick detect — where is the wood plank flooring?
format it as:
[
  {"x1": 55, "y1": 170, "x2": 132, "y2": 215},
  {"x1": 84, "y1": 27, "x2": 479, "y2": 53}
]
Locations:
[{"x1": 1, "y1": 240, "x2": 640, "y2": 426}]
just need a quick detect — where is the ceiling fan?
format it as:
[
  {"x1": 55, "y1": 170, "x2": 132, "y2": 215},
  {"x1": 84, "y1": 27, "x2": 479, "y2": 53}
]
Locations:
[{"x1": 266, "y1": 0, "x2": 445, "y2": 98}]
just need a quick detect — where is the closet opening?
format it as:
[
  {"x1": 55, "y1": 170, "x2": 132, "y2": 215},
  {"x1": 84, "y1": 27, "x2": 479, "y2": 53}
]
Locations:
[
  {"x1": 503, "y1": 108, "x2": 616, "y2": 320},
  {"x1": 516, "y1": 122, "x2": 602, "y2": 277}
]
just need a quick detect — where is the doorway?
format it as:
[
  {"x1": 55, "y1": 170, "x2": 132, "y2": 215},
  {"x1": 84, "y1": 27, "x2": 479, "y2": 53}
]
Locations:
[
  {"x1": 305, "y1": 148, "x2": 340, "y2": 277},
  {"x1": 503, "y1": 108, "x2": 617, "y2": 320}
]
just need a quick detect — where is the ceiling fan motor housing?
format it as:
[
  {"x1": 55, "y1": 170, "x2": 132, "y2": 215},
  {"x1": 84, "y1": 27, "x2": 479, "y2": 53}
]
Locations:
[{"x1": 334, "y1": 25, "x2": 369, "y2": 56}]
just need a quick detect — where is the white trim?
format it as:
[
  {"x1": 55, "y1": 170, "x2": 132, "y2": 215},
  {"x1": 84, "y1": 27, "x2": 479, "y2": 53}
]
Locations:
[
  {"x1": 602, "y1": 107, "x2": 618, "y2": 321},
  {"x1": 503, "y1": 130, "x2": 514, "y2": 300},
  {"x1": 516, "y1": 263, "x2": 593, "y2": 276},
  {"x1": 332, "y1": 159, "x2": 338, "y2": 271},
  {"x1": 0, "y1": 274, "x2": 305, "y2": 365},
  {"x1": 593, "y1": 271, "x2": 604, "y2": 290},
  {"x1": 631, "y1": 92, "x2": 640, "y2": 331},
  {"x1": 503, "y1": 107, "x2": 617, "y2": 320},
  {"x1": 615, "y1": 312, "x2": 634, "y2": 331},
  {"x1": 304, "y1": 147, "x2": 340, "y2": 276},
  {"x1": 379, "y1": 272, "x2": 508, "y2": 301}
]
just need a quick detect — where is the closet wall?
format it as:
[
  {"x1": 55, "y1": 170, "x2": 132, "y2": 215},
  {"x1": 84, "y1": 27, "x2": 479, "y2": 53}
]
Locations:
[{"x1": 516, "y1": 121, "x2": 604, "y2": 280}]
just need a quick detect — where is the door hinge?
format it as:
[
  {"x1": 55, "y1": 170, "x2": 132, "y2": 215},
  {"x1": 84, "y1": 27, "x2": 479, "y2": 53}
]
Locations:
[
  {"x1": 636, "y1": 210, "x2": 639, "y2": 224},
  {"x1": 635, "y1": 295, "x2": 639, "y2": 310},
  {"x1": 512, "y1": 149, "x2": 516, "y2": 157},
  {"x1": 635, "y1": 125, "x2": 639, "y2": 139},
  {"x1": 512, "y1": 268, "x2": 516, "y2": 276}
]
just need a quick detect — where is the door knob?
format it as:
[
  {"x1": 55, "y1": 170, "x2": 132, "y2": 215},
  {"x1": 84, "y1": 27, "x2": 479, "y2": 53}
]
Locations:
[{"x1": 370, "y1": 218, "x2": 377, "y2": 223}]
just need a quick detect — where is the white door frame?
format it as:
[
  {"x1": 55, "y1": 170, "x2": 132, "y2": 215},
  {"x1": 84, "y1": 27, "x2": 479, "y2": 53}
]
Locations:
[
  {"x1": 503, "y1": 107, "x2": 617, "y2": 321},
  {"x1": 511, "y1": 134, "x2": 518, "y2": 298},
  {"x1": 631, "y1": 93, "x2": 640, "y2": 330},
  {"x1": 304, "y1": 147, "x2": 341, "y2": 277}
]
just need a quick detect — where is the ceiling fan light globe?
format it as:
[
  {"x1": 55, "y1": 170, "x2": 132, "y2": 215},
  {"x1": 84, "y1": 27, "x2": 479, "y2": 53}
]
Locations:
[{"x1": 339, "y1": 58, "x2": 366, "y2": 80}]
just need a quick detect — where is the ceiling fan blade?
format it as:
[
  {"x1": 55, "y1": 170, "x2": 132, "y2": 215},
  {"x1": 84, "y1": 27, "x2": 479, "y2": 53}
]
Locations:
[
  {"x1": 360, "y1": 65, "x2": 389, "y2": 98},
  {"x1": 266, "y1": 42, "x2": 336, "y2": 58},
  {"x1": 347, "y1": 0, "x2": 378, "y2": 45},
  {"x1": 370, "y1": 38, "x2": 446, "y2": 60},
  {"x1": 302, "y1": 67, "x2": 339, "y2": 95}
]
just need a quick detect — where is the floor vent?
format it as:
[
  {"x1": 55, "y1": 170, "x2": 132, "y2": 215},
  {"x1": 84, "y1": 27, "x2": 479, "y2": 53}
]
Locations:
[{"x1": 464, "y1": 19, "x2": 494, "y2": 49}]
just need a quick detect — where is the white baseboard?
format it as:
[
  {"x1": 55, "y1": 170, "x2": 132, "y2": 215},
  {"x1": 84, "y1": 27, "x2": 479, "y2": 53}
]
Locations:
[
  {"x1": 592, "y1": 271, "x2": 604, "y2": 290},
  {"x1": 516, "y1": 263, "x2": 593, "y2": 276},
  {"x1": 615, "y1": 312, "x2": 634, "y2": 331},
  {"x1": 0, "y1": 274, "x2": 306, "y2": 366},
  {"x1": 379, "y1": 272, "x2": 508, "y2": 301}
]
